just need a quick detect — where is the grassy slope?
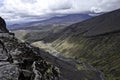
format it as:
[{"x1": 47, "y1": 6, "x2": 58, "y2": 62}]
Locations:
[
  {"x1": 52, "y1": 9, "x2": 120, "y2": 80},
  {"x1": 13, "y1": 9, "x2": 120, "y2": 80},
  {"x1": 53, "y1": 32, "x2": 120, "y2": 80}
]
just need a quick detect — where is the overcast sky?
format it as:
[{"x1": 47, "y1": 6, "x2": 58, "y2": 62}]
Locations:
[{"x1": 0, "y1": 0, "x2": 120, "y2": 21}]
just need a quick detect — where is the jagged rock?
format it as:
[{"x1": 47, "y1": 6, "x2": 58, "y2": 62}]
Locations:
[
  {"x1": 0, "y1": 17, "x2": 9, "y2": 33},
  {"x1": 0, "y1": 39, "x2": 59, "y2": 80},
  {"x1": 0, "y1": 26, "x2": 60, "y2": 80},
  {"x1": 21, "y1": 69, "x2": 33, "y2": 78},
  {"x1": 0, "y1": 40, "x2": 11, "y2": 61},
  {"x1": 32, "y1": 60, "x2": 60, "y2": 80},
  {"x1": 0, "y1": 17, "x2": 15, "y2": 39}
]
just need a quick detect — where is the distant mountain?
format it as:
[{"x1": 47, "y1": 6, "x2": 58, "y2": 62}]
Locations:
[
  {"x1": 8, "y1": 14, "x2": 91, "y2": 30},
  {"x1": 38, "y1": 14, "x2": 91, "y2": 24}
]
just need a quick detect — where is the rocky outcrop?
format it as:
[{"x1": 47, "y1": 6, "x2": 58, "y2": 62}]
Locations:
[
  {"x1": 0, "y1": 17, "x2": 60, "y2": 80},
  {"x1": 0, "y1": 17, "x2": 9, "y2": 33},
  {"x1": 0, "y1": 36, "x2": 60, "y2": 80}
]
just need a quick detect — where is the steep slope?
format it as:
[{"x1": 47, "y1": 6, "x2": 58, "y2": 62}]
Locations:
[
  {"x1": 0, "y1": 17, "x2": 9, "y2": 32},
  {"x1": 52, "y1": 9, "x2": 120, "y2": 80},
  {"x1": 0, "y1": 17, "x2": 60, "y2": 80}
]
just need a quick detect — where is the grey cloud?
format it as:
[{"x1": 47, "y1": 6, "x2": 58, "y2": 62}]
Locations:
[{"x1": 0, "y1": 0, "x2": 120, "y2": 21}]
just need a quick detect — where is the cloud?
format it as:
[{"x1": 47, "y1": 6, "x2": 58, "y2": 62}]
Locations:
[{"x1": 0, "y1": 0, "x2": 120, "y2": 21}]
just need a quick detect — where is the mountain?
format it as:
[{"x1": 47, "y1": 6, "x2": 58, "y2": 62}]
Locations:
[
  {"x1": 38, "y1": 14, "x2": 91, "y2": 24},
  {"x1": 7, "y1": 14, "x2": 91, "y2": 30},
  {"x1": 51, "y1": 9, "x2": 120, "y2": 80},
  {"x1": 12, "y1": 14, "x2": 91, "y2": 43},
  {"x1": 0, "y1": 16, "x2": 103, "y2": 80},
  {"x1": 13, "y1": 24, "x2": 68, "y2": 43},
  {"x1": 9, "y1": 14, "x2": 91, "y2": 42}
]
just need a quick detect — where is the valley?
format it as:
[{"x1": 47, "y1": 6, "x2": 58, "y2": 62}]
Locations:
[
  {"x1": 32, "y1": 40, "x2": 105, "y2": 80},
  {"x1": 9, "y1": 9, "x2": 120, "y2": 80},
  {"x1": 0, "y1": 0, "x2": 120, "y2": 80}
]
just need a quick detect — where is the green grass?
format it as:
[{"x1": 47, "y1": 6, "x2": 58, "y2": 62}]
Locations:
[{"x1": 53, "y1": 32, "x2": 120, "y2": 80}]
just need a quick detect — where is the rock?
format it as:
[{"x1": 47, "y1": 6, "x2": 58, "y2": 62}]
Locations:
[
  {"x1": 0, "y1": 53, "x2": 8, "y2": 61},
  {"x1": 22, "y1": 69, "x2": 33, "y2": 77},
  {"x1": 0, "y1": 17, "x2": 60, "y2": 80},
  {"x1": 0, "y1": 17, "x2": 9, "y2": 33},
  {"x1": 32, "y1": 61, "x2": 60, "y2": 80},
  {"x1": 0, "y1": 62, "x2": 19, "y2": 80}
]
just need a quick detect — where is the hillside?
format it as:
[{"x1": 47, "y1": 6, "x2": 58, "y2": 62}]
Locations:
[
  {"x1": 13, "y1": 24, "x2": 68, "y2": 43},
  {"x1": 52, "y1": 9, "x2": 120, "y2": 80},
  {"x1": 11, "y1": 14, "x2": 91, "y2": 43},
  {"x1": 0, "y1": 17, "x2": 104, "y2": 80}
]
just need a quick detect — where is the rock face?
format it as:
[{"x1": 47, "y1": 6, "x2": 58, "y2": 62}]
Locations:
[{"x1": 0, "y1": 17, "x2": 9, "y2": 33}]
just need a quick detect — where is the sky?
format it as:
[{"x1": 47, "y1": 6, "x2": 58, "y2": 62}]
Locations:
[{"x1": 0, "y1": 0, "x2": 120, "y2": 22}]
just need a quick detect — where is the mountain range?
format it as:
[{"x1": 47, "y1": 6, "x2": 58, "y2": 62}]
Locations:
[
  {"x1": 4, "y1": 8, "x2": 120, "y2": 80},
  {"x1": 0, "y1": 15, "x2": 103, "y2": 80},
  {"x1": 7, "y1": 14, "x2": 91, "y2": 30}
]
